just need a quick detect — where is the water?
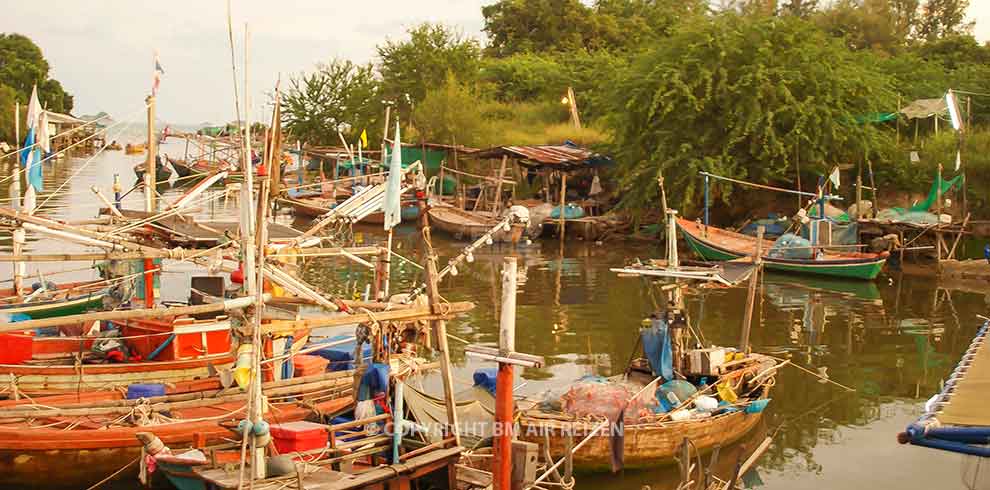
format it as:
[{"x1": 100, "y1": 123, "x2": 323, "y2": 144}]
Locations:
[{"x1": 2, "y1": 141, "x2": 987, "y2": 490}]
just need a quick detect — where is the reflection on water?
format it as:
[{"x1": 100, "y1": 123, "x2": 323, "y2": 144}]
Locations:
[{"x1": 2, "y1": 143, "x2": 986, "y2": 490}]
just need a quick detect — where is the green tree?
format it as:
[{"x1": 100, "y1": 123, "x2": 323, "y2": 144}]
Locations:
[
  {"x1": 917, "y1": 0, "x2": 973, "y2": 41},
  {"x1": 281, "y1": 59, "x2": 381, "y2": 147},
  {"x1": 412, "y1": 73, "x2": 489, "y2": 147},
  {"x1": 0, "y1": 33, "x2": 73, "y2": 113},
  {"x1": 377, "y1": 23, "x2": 481, "y2": 110},
  {"x1": 482, "y1": 0, "x2": 601, "y2": 57},
  {"x1": 814, "y1": 0, "x2": 920, "y2": 53},
  {"x1": 605, "y1": 14, "x2": 895, "y2": 215},
  {"x1": 0, "y1": 83, "x2": 19, "y2": 144}
]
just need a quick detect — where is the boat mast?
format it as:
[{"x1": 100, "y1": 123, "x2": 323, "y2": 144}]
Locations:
[
  {"x1": 12, "y1": 102, "x2": 24, "y2": 300},
  {"x1": 142, "y1": 89, "x2": 157, "y2": 308}
]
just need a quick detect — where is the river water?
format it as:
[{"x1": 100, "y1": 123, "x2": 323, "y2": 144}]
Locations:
[{"x1": 1, "y1": 139, "x2": 987, "y2": 490}]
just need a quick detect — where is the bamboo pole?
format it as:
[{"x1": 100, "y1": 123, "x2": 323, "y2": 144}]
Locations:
[
  {"x1": 12, "y1": 102, "x2": 23, "y2": 300},
  {"x1": 558, "y1": 172, "x2": 567, "y2": 241},
  {"x1": 0, "y1": 295, "x2": 258, "y2": 333},
  {"x1": 491, "y1": 155, "x2": 508, "y2": 215},
  {"x1": 420, "y1": 194, "x2": 460, "y2": 446},
  {"x1": 739, "y1": 225, "x2": 763, "y2": 353},
  {"x1": 144, "y1": 94, "x2": 157, "y2": 308}
]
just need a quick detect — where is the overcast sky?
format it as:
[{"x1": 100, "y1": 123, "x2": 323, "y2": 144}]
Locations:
[{"x1": 1, "y1": 1, "x2": 988, "y2": 125}]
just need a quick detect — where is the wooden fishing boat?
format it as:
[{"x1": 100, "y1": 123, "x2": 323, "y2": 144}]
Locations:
[
  {"x1": 517, "y1": 354, "x2": 776, "y2": 471},
  {"x1": 134, "y1": 162, "x2": 174, "y2": 183},
  {"x1": 166, "y1": 156, "x2": 209, "y2": 179},
  {"x1": 428, "y1": 205, "x2": 524, "y2": 243},
  {"x1": 283, "y1": 194, "x2": 420, "y2": 223},
  {"x1": 0, "y1": 281, "x2": 110, "y2": 319},
  {"x1": 0, "y1": 374, "x2": 353, "y2": 489},
  {"x1": 677, "y1": 218, "x2": 888, "y2": 280}
]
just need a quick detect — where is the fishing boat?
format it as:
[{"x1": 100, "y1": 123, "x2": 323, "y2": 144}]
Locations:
[
  {"x1": 284, "y1": 194, "x2": 420, "y2": 223},
  {"x1": 677, "y1": 218, "x2": 888, "y2": 280},
  {"x1": 166, "y1": 156, "x2": 210, "y2": 179},
  {"x1": 428, "y1": 204, "x2": 525, "y2": 243},
  {"x1": 517, "y1": 210, "x2": 778, "y2": 471},
  {"x1": 0, "y1": 280, "x2": 110, "y2": 319},
  {"x1": 0, "y1": 372, "x2": 353, "y2": 489},
  {"x1": 133, "y1": 161, "x2": 174, "y2": 183}
]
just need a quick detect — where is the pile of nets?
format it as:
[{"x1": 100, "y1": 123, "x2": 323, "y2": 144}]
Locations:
[{"x1": 559, "y1": 377, "x2": 658, "y2": 423}]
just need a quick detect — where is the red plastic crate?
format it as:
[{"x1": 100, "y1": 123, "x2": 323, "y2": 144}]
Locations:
[
  {"x1": 270, "y1": 421, "x2": 328, "y2": 454},
  {"x1": 292, "y1": 354, "x2": 330, "y2": 377}
]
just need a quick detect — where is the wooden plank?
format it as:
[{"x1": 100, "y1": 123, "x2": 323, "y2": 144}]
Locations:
[
  {"x1": 0, "y1": 295, "x2": 259, "y2": 333},
  {"x1": 261, "y1": 301, "x2": 474, "y2": 332}
]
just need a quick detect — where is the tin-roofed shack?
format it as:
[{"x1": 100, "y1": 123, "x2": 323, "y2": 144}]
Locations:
[{"x1": 470, "y1": 143, "x2": 614, "y2": 216}]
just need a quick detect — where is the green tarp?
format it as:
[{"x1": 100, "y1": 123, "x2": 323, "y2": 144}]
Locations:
[
  {"x1": 855, "y1": 112, "x2": 898, "y2": 124},
  {"x1": 910, "y1": 174, "x2": 963, "y2": 212}
]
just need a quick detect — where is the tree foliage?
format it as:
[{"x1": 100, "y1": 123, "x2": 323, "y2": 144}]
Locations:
[
  {"x1": 605, "y1": 14, "x2": 895, "y2": 215},
  {"x1": 0, "y1": 33, "x2": 73, "y2": 113},
  {"x1": 917, "y1": 0, "x2": 973, "y2": 41},
  {"x1": 377, "y1": 23, "x2": 481, "y2": 110},
  {"x1": 412, "y1": 74, "x2": 490, "y2": 147},
  {"x1": 281, "y1": 59, "x2": 381, "y2": 147}
]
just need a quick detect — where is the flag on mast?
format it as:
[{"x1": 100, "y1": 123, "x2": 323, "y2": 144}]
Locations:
[
  {"x1": 382, "y1": 119, "x2": 403, "y2": 230},
  {"x1": 20, "y1": 85, "x2": 44, "y2": 192},
  {"x1": 152, "y1": 52, "x2": 165, "y2": 95}
]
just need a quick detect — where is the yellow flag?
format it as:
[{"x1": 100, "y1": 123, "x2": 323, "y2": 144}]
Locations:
[{"x1": 360, "y1": 129, "x2": 368, "y2": 148}]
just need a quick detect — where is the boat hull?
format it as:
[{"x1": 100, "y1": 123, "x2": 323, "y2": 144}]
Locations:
[
  {"x1": 0, "y1": 397, "x2": 351, "y2": 489},
  {"x1": 677, "y1": 219, "x2": 886, "y2": 280},
  {"x1": 0, "y1": 354, "x2": 233, "y2": 395},
  {"x1": 428, "y1": 206, "x2": 524, "y2": 243},
  {"x1": 518, "y1": 410, "x2": 764, "y2": 472}
]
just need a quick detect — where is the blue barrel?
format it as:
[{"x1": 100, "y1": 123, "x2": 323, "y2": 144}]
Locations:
[{"x1": 126, "y1": 383, "x2": 166, "y2": 399}]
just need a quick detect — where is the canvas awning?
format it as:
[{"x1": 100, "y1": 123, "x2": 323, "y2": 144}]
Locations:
[{"x1": 899, "y1": 98, "x2": 948, "y2": 120}]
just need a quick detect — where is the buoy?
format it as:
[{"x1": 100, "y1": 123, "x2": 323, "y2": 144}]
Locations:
[
  {"x1": 233, "y1": 344, "x2": 254, "y2": 388},
  {"x1": 230, "y1": 262, "x2": 245, "y2": 284}
]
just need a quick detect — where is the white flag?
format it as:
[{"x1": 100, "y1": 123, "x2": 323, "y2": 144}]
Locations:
[
  {"x1": 382, "y1": 120, "x2": 403, "y2": 230},
  {"x1": 828, "y1": 167, "x2": 840, "y2": 189}
]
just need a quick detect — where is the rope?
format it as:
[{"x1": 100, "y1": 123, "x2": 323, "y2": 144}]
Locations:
[{"x1": 83, "y1": 456, "x2": 140, "y2": 490}]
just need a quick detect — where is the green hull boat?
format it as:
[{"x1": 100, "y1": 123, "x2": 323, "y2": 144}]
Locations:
[{"x1": 677, "y1": 218, "x2": 887, "y2": 281}]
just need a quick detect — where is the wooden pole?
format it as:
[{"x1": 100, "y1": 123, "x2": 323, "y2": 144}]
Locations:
[
  {"x1": 558, "y1": 172, "x2": 567, "y2": 241},
  {"x1": 12, "y1": 102, "x2": 21, "y2": 211},
  {"x1": 936, "y1": 163, "x2": 943, "y2": 271},
  {"x1": 420, "y1": 194, "x2": 460, "y2": 446},
  {"x1": 739, "y1": 226, "x2": 763, "y2": 353},
  {"x1": 492, "y1": 155, "x2": 508, "y2": 215},
  {"x1": 493, "y1": 256, "x2": 517, "y2": 490},
  {"x1": 143, "y1": 94, "x2": 157, "y2": 308},
  {"x1": 566, "y1": 86, "x2": 582, "y2": 130}
]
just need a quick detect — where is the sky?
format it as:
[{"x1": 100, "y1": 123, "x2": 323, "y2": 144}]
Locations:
[{"x1": 1, "y1": 1, "x2": 988, "y2": 126}]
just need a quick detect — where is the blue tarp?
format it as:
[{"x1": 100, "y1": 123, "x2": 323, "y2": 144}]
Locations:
[
  {"x1": 358, "y1": 363, "x2": 390, "y2": 401},
  {"x1": 306, "y1": 335, "x2": 372, "y2": 371},
  {"x1": 473, "y1": 368, "x2": 498, "y2": 395},
  {"x1": 641, "y1": 317, "x2": 673, "y2": 380}
]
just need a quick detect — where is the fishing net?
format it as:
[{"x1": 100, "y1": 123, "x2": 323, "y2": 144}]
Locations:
[
  {"x1": 560, "y1": 379, "x2": 658, "y2": 423},
  {"x1": 768, "y1": 233, "x2": 813, "y2": 259}
]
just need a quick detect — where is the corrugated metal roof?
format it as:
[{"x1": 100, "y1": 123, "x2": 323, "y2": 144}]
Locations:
[{"x1": 475, "y1": 144, "x2": 605, "y2": 168}]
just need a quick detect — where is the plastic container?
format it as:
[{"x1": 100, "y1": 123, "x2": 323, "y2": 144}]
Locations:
[
  {"x1": 694, "y1": 395, "x2": 719, "y2": 412},
  {"x1": 745, "y1": 398, "x2": 771, "y2": 414},
  {"x1": 270, "y1": 421, "x2": 328, "y2": 454},
  {"x1": 126, "y1": 383, "x2": 166, "y2": 399},
  {"x1": 292, "y1": 354, "x2": 330, "y2": 377},
  {"x1": 0, "y1": 334, "x2": 33, "y2": 364}
]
